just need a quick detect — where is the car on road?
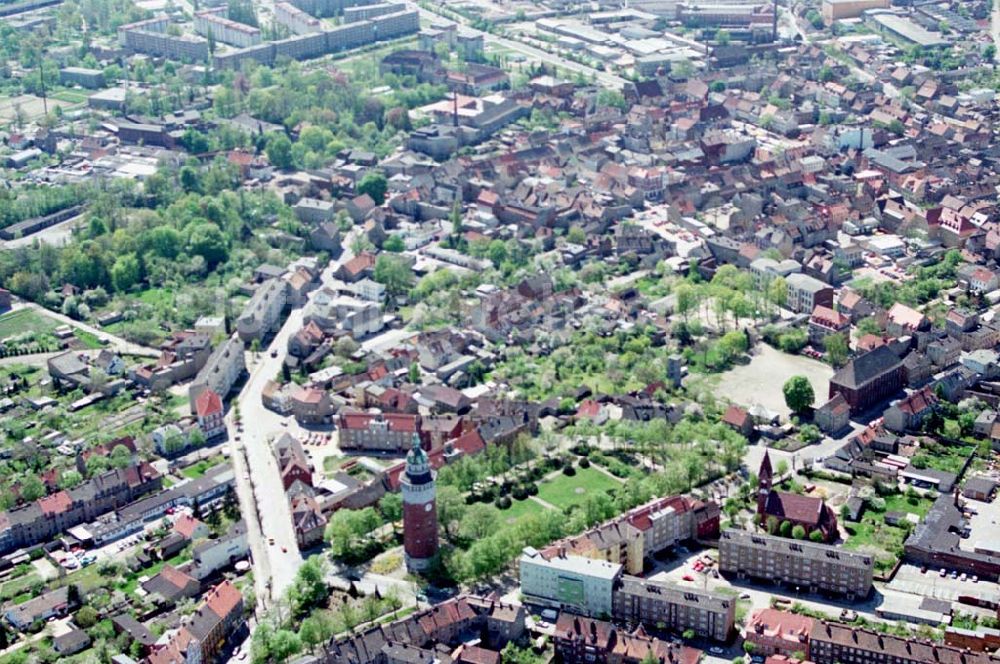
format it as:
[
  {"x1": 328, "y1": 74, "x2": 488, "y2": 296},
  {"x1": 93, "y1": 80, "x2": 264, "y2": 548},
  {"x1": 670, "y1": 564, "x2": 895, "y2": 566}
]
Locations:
[
  {"x1": 270, "y1": 349, "x2": 278, "y2": 358},
  {"x1": 740, "y1": 593, "x2": 751, "y2": 600},
  {"x1": 709, "y1": 647, "x2": 725, "y2": 655},
  {"x1": 268, "y1": 538, "x2": 275, "y2": 546}
]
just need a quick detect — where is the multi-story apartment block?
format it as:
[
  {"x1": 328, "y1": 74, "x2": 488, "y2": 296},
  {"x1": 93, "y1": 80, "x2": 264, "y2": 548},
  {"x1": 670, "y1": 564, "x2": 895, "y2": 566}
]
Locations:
[
  {"x1": 541, "y1": 495, "x2": 720, "y2": 574},
  {"x1": 236, "y1": 278, "x2": 288, "y2": 342},
  {"x1": 0, "y1": 464, "x2": 162, "y2": 554},
  {"x1": 809, "y1": 621, "x2": 1000, "y2": 664},
  {"x1": 188, "y1": 335, "x2": 246, "y2": 412},
  {"x1": 118, "y1": 17, "x2": 210, "y2": 61},
  {"x1": 612, "y1": 576, "x2": 735, "y2": 642},
  {"x1": 718, "y1": 529, "x2": 873, "y2": 600},
  {"x1": 519, "y1": 548, "x2": 621, "y2": 618},
  {"x1": 274, "y1": 1, "x2": 321, "y2": 33},
  {"x1": 343, "y1": 2, "x2": 406, "y2": 22},
  {"x1": 194, "y1": 8, "x2": 262, "y2": 47}
]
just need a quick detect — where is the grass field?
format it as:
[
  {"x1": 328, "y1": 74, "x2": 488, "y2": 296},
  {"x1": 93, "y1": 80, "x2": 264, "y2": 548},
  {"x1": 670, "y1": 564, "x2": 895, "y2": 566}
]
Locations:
[
  {"x1": 182, "y1": 456, "x2": 227, "y2": 479},
  {"x1": 0, "y1": 308, "x2": 58, "y2": 339},
  {"x1": 498, "y1": 496, "x2": 549, "y2": 524},
  {"x1": 536, "y1": 467, "x2": 622, "y2": 511},
  {"x1": 73, "y1": 329, "x2": 104, "y2": 349},
  {"x1": 49, "y1": 89, "x2": 89, "y2": 103},
  {"x1": 0, "y1": 571, "x2": 40, "y2": 603}
]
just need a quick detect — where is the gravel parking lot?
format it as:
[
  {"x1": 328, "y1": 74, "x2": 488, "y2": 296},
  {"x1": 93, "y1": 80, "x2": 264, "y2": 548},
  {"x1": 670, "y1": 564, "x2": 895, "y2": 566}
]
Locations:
[{"x1": 711, "y1": 344, "x2": 834, "y2": 417}]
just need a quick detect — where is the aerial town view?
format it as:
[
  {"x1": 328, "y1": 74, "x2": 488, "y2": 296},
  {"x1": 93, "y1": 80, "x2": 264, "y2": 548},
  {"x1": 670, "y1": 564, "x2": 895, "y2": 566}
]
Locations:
[{"x1": 3, "y1": 0, "x2": 1000, "y2": 660}]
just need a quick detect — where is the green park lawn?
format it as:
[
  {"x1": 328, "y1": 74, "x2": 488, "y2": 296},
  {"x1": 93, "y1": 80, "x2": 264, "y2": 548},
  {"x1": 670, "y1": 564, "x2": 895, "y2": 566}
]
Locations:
[
  {"x1": 181, "y1": 456, "x2": 227, "y2": 479},
  {"x1": 536, "y1": 466, "x2": 622, "y2": 511},
  {"x1": 497, "y1": 496, "x2": 548, "y2": 524}
]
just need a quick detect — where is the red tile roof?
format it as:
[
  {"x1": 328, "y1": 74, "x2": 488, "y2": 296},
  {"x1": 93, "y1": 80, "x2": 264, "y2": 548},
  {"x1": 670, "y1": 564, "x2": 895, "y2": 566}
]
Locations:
[
  {"x1": 749, "y1": 609, "x2": 815, "y2": 646},
  {"x1": 204, "y1": 579, "x2": 242, "y2": 620},
  {"x1": 194, "y1": 389, "x2": 223, "y2": 418},
  {"x1": 39, "y1": 491, "x2": 72, "y2": 516},
  {"x1": 172, "y1": 515, "x2": 204, "y2": 540}
]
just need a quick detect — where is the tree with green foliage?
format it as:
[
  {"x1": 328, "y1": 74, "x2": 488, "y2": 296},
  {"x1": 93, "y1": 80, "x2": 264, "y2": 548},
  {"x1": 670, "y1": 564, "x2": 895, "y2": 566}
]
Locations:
[
  {"x1": 378, "y1": 492, "x2": 403, "y2": 523},
  {"x1": 383, "y1": 235, "x2": 405, "y2": 252},
  {"x1": 269, "y1": 629, "x2": 302, "y2": 663},
  {"x1": 436, "y1": 485, "x2": 467, "y2": 542},
  {"x1": 325, "y1": 507, "x2": 382, "y2": 561},
  {"x1": 792, "y1": 525, "x2": 807, "y2": 540},
  {"x1": 20, "y1": 474, "x2": 45, "y2": 502},
  {"x1": 187, "y1": 222, "x2": 229, "y2": 268},
  {"x1": 783, "y1": 375, "x2": 815, "y2": 415},
  {"x1": 824, "y1": 333, "x2": 849, "y2": 367},
  {"x1": 266, "y1": 134, "x2": 294, "y2": 170},
  {"x1": 357, "y1": 172, "x2": 388, "y2": 205},
  {"x1": 288, "y1": 556, "x2": 330, "y2": 619},
  {"x1": 59, "y1": 470, "x2": 83, "y2": 490},
  {"x1": 779, "y1": 520, "x2": 792, "y2": 537},
  {"x1": 110, "y1": 253, "x2": 142, "y2": 292},
  {"x1": 501, "y1": 642, "x2": 544, "y2": 664},
  {"x1": 373, "y1": 254, "x2": 414, "y2": 299},
  {"x1": 75, "y1": 605, "x2": 98, "y2": 628},
  {"x1": 110, "y1": 444, "x2": 132, "y2": 469}
]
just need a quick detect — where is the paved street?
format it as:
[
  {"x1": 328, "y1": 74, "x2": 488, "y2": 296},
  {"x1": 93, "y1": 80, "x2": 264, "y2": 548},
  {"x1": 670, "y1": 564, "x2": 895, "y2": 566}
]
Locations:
[{"x1": 226, "y1": 232, "x2": 360, "y2": 612}]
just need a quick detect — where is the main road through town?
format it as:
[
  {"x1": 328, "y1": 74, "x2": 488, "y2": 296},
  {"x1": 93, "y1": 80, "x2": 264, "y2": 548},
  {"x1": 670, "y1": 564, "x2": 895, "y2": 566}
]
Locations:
[{"x1": 227, "y1": 232, "x2": 359, "y2": 614}]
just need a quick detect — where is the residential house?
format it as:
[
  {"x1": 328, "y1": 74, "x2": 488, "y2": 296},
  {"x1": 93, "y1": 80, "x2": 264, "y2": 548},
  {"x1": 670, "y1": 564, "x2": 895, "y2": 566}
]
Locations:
[
  {"x1": 808, "y1": 306, "x2": 851, "y2": 348},
  {"x1": 194, "y1": 389, "x2": 226, "y2": 440},
  {"x1": 886, "y1": 303, "x2": 928, "y2": 337},
  {"x1": 883, "y1": 387, "x2": 937, "y2": 432},
  {"x1": 274, "y1": 433, "x2": 313, "y2": 490}
]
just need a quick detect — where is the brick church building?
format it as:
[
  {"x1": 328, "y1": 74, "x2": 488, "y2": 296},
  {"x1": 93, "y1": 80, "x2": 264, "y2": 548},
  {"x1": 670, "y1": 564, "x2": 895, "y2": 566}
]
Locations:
[{"x1": 757, "y1": 451, "x2": 838, "y2": 542}]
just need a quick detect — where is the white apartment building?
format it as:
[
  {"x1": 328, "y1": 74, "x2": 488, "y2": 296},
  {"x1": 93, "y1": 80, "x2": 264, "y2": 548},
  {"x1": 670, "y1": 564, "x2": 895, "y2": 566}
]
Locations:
[{"x1": 519, "y1": 548, "x2": 622, "y2": 617}]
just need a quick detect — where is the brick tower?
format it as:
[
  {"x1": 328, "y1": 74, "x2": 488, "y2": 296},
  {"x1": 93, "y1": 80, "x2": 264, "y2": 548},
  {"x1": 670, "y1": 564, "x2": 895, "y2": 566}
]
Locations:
[
  {"x1": 402, "y1": 434, "x2": 438, "y2": 572},
  {"x1": 757, "y1": 450, "x2": 773, "y2": 516}
]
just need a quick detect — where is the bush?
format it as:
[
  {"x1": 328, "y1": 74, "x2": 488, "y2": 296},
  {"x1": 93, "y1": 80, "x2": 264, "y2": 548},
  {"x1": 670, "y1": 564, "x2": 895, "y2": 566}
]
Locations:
[
  {"x1": 867, "y1": 496, "x2": 886, "y2": 511},
  {"x1": 579, "y1": 457, "x2": 591, "y2": 469},
  {"x1": 562, "y1": 465, "x2": 577, "y2": 477},
  {"x1": 526, "y1": 483, "x2": 538, "y2": 496},
  {"x1": 495, "y1": 496, "x2": 512, "y2": 510},
  {"x1": 512, "y1": 486, "x2": 527, "y2": 500}
]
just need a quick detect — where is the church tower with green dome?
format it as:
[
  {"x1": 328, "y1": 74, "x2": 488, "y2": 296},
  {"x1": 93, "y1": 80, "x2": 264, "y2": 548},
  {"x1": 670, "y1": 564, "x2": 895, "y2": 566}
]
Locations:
[{"x1": 401, "y1": 433, "x2": 438, "y2": 572}]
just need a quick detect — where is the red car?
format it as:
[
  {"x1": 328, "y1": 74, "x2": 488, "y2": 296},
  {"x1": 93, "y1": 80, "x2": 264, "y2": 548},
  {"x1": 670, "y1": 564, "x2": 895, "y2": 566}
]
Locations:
[{"x1": 682, "y1": 574, "x2": 695, "y2": 582}]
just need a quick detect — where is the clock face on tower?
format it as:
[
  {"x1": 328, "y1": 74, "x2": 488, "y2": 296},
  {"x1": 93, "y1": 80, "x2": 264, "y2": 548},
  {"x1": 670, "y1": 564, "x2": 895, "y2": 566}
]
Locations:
[{"x1": 424, "y1": 503, "x2": 433, "y2": 512}]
